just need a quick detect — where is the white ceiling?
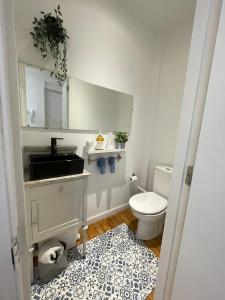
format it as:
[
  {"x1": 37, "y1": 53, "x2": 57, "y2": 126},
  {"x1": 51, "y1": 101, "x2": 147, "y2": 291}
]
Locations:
[
  {"x1": 130, "y1": 0, "x2": 197, "y2": 30},
  {"x1": 100, "y1": 0, "x2": 197, "y2": 31}
]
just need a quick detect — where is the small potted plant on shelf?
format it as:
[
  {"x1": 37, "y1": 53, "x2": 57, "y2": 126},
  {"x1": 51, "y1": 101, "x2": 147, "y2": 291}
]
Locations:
[{"x1": 115, "y1": 131, "x2": 128, "y2": 149}]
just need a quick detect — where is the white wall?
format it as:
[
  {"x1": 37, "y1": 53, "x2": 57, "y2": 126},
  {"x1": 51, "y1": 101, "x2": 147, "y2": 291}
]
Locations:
[
  {"x1": 147, "y1": 22, "x2": 193, "y2": 189},
  {"x1": 15, "y1": 0, "x2": 157, "y2": 220},
  {"x1": 172, "y1": 2, "x2": 225, "y2": 298}
]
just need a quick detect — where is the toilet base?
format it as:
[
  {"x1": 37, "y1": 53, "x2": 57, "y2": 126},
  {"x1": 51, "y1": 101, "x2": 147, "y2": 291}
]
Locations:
[
  {"x1": 136, "y1": 218, "x2": 164, "y2": 240},
  {"x1": 131, "y1": 208, "x2": 166, "y2": 240}
]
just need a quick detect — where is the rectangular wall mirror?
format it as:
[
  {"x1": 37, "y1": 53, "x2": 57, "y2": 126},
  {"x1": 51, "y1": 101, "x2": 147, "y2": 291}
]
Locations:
[{"x1": 18, "y1": 63, "x2": 133, "y2": 132}]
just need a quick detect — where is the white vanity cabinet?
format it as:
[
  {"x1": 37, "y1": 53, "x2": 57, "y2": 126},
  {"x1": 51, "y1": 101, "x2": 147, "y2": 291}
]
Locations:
[{"x1": 24, "y1": 171, "x2": 90, "y2": 279}]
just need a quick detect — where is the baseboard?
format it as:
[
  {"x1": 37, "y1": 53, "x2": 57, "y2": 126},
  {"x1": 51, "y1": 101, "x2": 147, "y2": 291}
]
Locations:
[{"x1": 87, "y1": 203, "x2": 129, "y2": 225}]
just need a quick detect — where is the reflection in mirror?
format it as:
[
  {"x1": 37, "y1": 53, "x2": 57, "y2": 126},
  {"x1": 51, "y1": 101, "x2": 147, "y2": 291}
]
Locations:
[
  {"x1": 18, "y1": 63, "x2": 68, "y2": 129},
  {"x1": 68, "y1": 78, "x2": 133, "y2": 132},
  {"x1": 18, "y1": 63, "x2": 133, "y2": 132}
]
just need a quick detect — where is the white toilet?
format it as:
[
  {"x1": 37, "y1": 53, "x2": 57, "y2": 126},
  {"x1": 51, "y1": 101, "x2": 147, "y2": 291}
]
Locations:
[{"x1": 129, "y1": 165, "x2": 172, "y2": 240}]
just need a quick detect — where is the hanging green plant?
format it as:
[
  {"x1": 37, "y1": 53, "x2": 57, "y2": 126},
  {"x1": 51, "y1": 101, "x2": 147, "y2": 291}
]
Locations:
[{"x1": 30, "y1": 5, "x2": 69, "y2": 85}]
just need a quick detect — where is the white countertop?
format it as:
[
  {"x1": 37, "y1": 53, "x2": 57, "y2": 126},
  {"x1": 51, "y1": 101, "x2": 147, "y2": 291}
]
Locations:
[{"x1": 24, "y1": 169, "x2": 90, "y2": 187}]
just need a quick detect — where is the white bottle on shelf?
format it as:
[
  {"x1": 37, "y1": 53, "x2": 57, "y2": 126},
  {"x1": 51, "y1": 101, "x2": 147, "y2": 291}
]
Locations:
[{"x1": 106, "y1": 132, "x2": 115, "y2": 150}]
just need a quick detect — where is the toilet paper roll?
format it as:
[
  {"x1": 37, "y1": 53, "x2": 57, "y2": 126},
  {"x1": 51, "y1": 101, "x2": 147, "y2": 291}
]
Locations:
[
  {"x1": 38, "y1": 239, "x2": 64, "y2": 264},
  {"x1": 130, "y1": 175, "x2": 138, "y2": 182}
]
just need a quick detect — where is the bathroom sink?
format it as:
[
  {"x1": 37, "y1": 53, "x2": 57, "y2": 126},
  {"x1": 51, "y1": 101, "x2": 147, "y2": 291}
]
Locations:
[{"x1": 29, "y1": 153, "x2": 84, "y2": 180}]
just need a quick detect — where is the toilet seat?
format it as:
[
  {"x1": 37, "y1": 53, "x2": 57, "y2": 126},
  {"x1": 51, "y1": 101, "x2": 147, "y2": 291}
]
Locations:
[{"x1": 129, "y1": 192, "x2": 167, "y2": 215}]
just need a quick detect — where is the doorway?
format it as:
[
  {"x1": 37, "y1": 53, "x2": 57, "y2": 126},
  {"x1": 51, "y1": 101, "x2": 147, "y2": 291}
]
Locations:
[{"x1": 0, "y1": 0, "x2": 222, "y2": 299}]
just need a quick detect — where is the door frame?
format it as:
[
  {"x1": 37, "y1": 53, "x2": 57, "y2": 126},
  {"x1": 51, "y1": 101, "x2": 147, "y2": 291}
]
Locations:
[
  {"x1": 154, "y1": 0, "x2": 223, "y2": 299},
  {"x1": 0, "y1": 0, "x2": 30, "y2": 299},
  {"x1": 0, "y1": 109, "x2": 18, "y2": 297}
]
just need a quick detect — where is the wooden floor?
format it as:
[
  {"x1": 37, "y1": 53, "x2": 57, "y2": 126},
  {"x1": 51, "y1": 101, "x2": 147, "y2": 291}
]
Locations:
[{"x1": 81, "y1": 208, "x2": 162, "y2": 300}]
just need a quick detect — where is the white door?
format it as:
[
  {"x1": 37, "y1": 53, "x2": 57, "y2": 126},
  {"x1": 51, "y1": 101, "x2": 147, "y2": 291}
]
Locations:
[
  {"x1": 171, "y1": 1, "x2": 225, "y2": 299},
  {"x1": 45, "y1": 88, "x2": 63, "y2": 129}
]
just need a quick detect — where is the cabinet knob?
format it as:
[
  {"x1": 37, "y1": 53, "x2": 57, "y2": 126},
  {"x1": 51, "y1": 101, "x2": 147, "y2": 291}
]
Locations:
[{"x1": 59, "y1": 185, "x2": 64, "y2": 193}]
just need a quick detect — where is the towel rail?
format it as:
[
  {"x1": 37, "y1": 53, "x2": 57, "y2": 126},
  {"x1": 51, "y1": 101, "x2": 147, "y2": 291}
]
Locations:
[{"x1": 88, "y1": 154, "x2": 122, "y2": 165}]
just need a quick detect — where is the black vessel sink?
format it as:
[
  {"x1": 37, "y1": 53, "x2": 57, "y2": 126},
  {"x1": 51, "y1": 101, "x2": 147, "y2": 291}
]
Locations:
[{"x1": 29, "y1": 153, "x2": 84, "y2": 180}]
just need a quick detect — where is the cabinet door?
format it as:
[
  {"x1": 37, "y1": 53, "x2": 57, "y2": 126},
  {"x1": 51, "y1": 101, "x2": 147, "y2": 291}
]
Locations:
[{"x1": 31, "y1": 192, "x2": 83, "y2": 243}]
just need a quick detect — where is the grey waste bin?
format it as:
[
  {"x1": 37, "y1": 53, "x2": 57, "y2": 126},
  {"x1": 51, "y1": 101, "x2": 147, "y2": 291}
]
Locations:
[{"x1": 38, "y1": 239, "x2": 68, "y2": 283}]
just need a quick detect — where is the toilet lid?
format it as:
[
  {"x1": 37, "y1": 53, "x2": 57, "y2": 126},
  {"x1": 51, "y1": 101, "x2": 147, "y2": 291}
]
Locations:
[{"x1": 129, "y1": 192, "x2": 167, "y2": 215}]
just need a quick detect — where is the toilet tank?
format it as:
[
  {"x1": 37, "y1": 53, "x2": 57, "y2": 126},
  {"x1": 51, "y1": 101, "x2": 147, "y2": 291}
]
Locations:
[{"x1": 153, "y1": 165, "x2": 173, "y2": 199}]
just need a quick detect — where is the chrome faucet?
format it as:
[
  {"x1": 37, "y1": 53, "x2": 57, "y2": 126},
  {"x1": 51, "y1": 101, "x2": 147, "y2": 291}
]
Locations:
[{"x1": 51, "y1": 137, "x2": 64, "y2": 155}]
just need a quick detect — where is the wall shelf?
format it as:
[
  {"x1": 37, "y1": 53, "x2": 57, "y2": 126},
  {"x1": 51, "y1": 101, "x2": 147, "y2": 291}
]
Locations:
[
  {"x1": 85, "y1": 149, "x2": 126, "y2": 155},
  {"x1": 85, "y1": 149, "x2": 125, "y2": 164}
]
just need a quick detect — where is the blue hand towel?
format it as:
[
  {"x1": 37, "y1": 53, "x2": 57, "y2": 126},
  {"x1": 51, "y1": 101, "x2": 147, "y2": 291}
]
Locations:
[
  {"x1": 108, "y1": 156, "x2": 115, "y2": 173},
  {"x1": 97, "y1": 157, "x2": 106, "y2": 174}
]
